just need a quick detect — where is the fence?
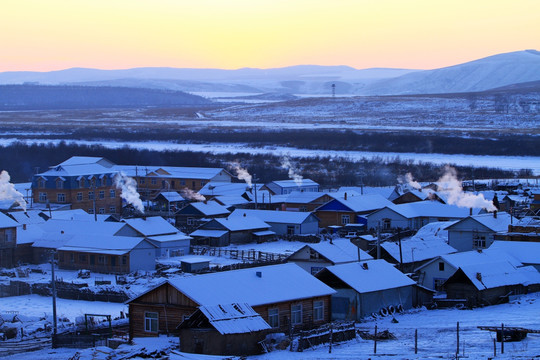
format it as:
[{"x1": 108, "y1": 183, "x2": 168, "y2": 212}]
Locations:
[
  {"x1": 191, "y1": 246, "x2": 289, "y2": 262},
  {"x1": 297, "y1": 322, "x2": 356, "y2": 351}
]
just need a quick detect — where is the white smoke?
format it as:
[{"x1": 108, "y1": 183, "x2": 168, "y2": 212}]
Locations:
[
  {"x1": 436, "y1": 165, "x2": 496, "y2": 211},
  {"x1": 113, "y1": 172, "x2": 144, "y2": 213},
  {"x1": 0, "y1": 170, "x2": 27, "y2": 211},
  {"x1": 398, "y1": 172, "x2": 421, "y2": 191},
  {"x1": 280, "y1": 156, "x2": 303, "y2": 187},
  {"x1": 229, "y1": 162, "x2": 252, "y2": 188},
  {"x1": 180, "y1": 188, "x2": 206, "y2": 202}
]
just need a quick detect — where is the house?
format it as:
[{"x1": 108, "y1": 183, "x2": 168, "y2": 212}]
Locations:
[
  {"x1": 127, "y1": 263, "x2": 336, "y2": 338},
  {"x1": 190, "y1": 216, "x2": 272, "y2": 246},
  {"x1": 31, "y1": 156, "x2": 232, "y2": 212},
  {"x1": 175, "y1": 200, "x2": 230, "y2": 233},
  {"x1": 315, "y1": 260, "x2": 416, "y2": 320},
  {"x1": 366, "y1": 202, "x2": 483, "y2": 231},
  {"x1": 228, "y1": 209, "x2": 319, "y2": 236},
  {"x1": 501, "y1": 217, "x2": 540, "y2": 242},
  {"x1": 445, "y1": 212, "x2": 512, "y2": 252},
  {"x1": 287, "y1": 238, "x2": 373, "y2": 275},
  {"x1": 151, "y1": 191, "x2": 187, "y2": 214},
  {"x1": 57, "y1": 234, "x2": 156, "y2": 273},
  {"x1": 315, "y1": 192, "x2": 393, "y2": 228},
  {"x1": 278, "y1": 191, "x2": 333, "y2": 212},
  {"x1": 414, "y1": 248, "x2": 523, "y2": 292},
  {"x1": 488, "y1": 241, "x2": 540, "y2": 271},
  {"x1": 199, "y1": 182, "x2": 252, "y2": 200},
  {"x1": 338, "y1": 186, "x2": 394, "y2": 198},
  {"x1": 0, "y1": 212, "x2": 20, "y2": 268},
  {"x1": 212, "y1": 195, "x2": 251, "y2": 210},
  {"x1": 262, "y1": 179, "x2": 319, "y2": 195},
  {"x1": 122, "y1": 216, "x2": 190, "y2": 258},
  {"x1": 376, "y1": 222, "x2": 457, "y2": 273},
  {"x1": 177, "y1": 303, "x2": 271, "y2": 356},
  {"x1": 443, "y1": 261, "x2": 540, "y2": 307}
]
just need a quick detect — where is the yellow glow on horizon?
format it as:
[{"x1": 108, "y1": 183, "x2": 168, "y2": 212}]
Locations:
[{"x1": 1, "y1": 0, "x2": 539, "y2": 71}]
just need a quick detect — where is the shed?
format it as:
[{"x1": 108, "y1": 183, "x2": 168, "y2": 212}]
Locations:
[
  {"x1": 180, "y1": 256, "x2": 211, "y2": 273},
  {"x1": 178, "y1": 303, "x2": 270, "y2": 355}
]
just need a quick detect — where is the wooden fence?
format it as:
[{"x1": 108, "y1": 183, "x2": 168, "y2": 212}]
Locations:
[{"x1": 191, "y1": 246, "x2": 289, "y2": 262}]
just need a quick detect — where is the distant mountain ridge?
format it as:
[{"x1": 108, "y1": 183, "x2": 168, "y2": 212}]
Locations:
[{"x1": 0, "y1": 50, "x2": 538, "y2": 96}]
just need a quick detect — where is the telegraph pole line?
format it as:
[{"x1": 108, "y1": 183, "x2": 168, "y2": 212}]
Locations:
[{"x1": 50, "y1": 251, "x2": 58, "y2": 348}]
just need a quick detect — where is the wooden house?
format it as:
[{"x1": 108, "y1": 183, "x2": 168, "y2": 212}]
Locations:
[
  {"x1": 315, "y1": 192, "x2": 393, "y2": 228},
  {"x1": 316, "y1": 260, "x2": 416, "y2": 320},
  {"x1": 262, "y1": 179, "x2": 319, "y2": 195},
  {"x1": 189, "y1": 216, "x2": 272, "y2": 246},
  {"x1": 127, "y1": 263, "x2": 336, "y2": 338},
  {"x1": 287, "y1": 238, "x2": 372, "y2": 275},
  {"x1": 175, "y1": 200, "x2": 230, "y2": 233},
  {"x1": 177, "y1": 303, "x2": 271, "y2": 356},
  {"x1": 445, "y1": 212, "x2": 511, "y2": 252},
  {"x1": 228, "y1": 209, "x2": 320, "y2": 236},
  {"x1": 0, "y1": 212, "x2": 19, "y2": 268}
]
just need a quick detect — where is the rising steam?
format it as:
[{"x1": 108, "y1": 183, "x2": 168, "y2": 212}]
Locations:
[
  {"x1": 398, "y1": 172, "x2": 421, "y2": 191},
  {"x1": 0, "y1": 170, "x2": 27, "y2": 211},
  {"x1": 113, "y1": 172, "x2": 144, "y2": 213},
  {"x1": 180, "y1": 188, "x2": 206, "y2": 202},
  {"x1": 436, "y1": 165, "x2": 496, "y2": 211},
  {"x1": 229, "y1": 162, "x2": 252, "y2": 188},
  {"x1": 280, "y1": 156, "x2": 303, "y2": 186}
]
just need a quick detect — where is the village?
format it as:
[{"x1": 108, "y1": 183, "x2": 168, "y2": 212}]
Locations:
[{"x1": 1, "y1": 155, "x2": 540, "y2": 359}]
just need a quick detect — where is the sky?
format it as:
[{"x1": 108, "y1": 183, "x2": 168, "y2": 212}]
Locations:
[{"x1": 1, "y1": 0, "x2": 539, "y2": 72}]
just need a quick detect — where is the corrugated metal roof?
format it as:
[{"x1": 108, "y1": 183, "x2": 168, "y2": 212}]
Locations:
[{"x1": 199, "y1": 303, "x2": 271, "y2": 335}]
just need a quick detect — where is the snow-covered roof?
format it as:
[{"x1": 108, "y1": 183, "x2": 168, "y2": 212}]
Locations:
[
  {"x1": 469, "y1": 212, "x2": 512, "y2": 232},
  {"x1": 229, "y1": 209, "x2": 315, "y2": 225},
  {"x1": 123, "y1": 216, "x2": 179, "y2": 236},
  {"x1": 338, "y1": 186, "x2": 394, "y2": 198},
  {"x1": 457, "y1": 262, "x2": 540, "y2": 290},
  {"x1": 17, "y1": 225, "x2": 47, "y2": 245},
  {"x1": 190, "y1": 229, "x2": 228, "y2": 238},
  {"x1": 146, "y1": 233, "x2": 191, "y2": 243},
  {"x1": 164, "y1": 263, "x2": 336, "y2": 306},
  {"x1": 213, "y1": 216, "x2": 270, "y2": 232},
  {"x1": 301, "y1": 239, "x2": 373, "y2": 264},
  {"x1": 58, "y1": 235, "x2": 154, "y2": 255},
  {"x1": 8, "y1": 210, "x2": 46, "y2": 225},
  {"x1": 376, "y1": 202, "x2": 482, "y2": 219},
  {"x1": 213, "y1": 195, "x2": 250, "y2": 208},
  {"x1": 382, "y1": 221, "x2": 457, "y2": 263},
  {"x1": 58, "y1": 156, "x2": 114, "y2": 167},
  {"x1": 196, "y1": 303, "x2": 271, "y2": 335},
  {"x1": 184, "y1": 201, "x2": 230, "y2": 216},
  {"x1": 282, "y1": 191, "x2": 330, "y2": 204},
  {"x1": 157, "y1": 191, "x2": 186, "y2": 202},
  {"x1": 488, "y1": 241, "x2": 540, "y2": 265},
  {"x1": 32, "y1": 232, "x2": 74, "y2": 249},
  {"x1": 114, "y1": 165, "x2": 227, "y2": 180},
  {"x1": 319, "y1": 260, "x2": 415, "y2": 293},
  {"x1": 0, "y1": 212, "x2": 21, "y2": 228},
  {"x1": 199, "y1": 182, "x2": 251, "y2": 196},
  {"x1": 440, "y1": 249, "x2": 523, "y2": 270},
  {"x1": 269, "y1": 179, "x2": 319, "y2": 188},
  {"x1": 38, "y1": 219, "x2": 127, "y2": 236},
  {"x1": 47, "y1": 209, "x2": 100, "y2": 222},
  {"x1": 326, "y1": 192, "x2": 394, "y2": 213},
  {"x1": 253, "y1": 230, "x2": 276, "y2": 236}
]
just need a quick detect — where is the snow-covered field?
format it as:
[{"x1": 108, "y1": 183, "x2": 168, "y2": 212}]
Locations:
[{"x1": 2, "y1": 138, "x2": 539, "y2": 175}]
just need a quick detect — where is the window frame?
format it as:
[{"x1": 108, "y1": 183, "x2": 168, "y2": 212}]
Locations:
[
  {"x1": 313, "y1": 300, "x2": 324, "y2": 321},
  {"x1": 291, "y1": 303, "x2": 302, "y2": 325},
  {"x1": 268, "y1": 308, "x2": 279, "y2": 328},
  {"x1": 144, "y1": 312, "x2": 158, "y2": 333}
]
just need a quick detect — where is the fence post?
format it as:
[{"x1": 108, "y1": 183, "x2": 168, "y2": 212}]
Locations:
[
  {"x1": 374, "y1": 324, "x2": 377, "y2": 354},
  {"x1": 456, "y1": 322, "x2": 459, "y2": 358},
  {"x1": 501, "y1": 323, "x2": 504, "y2": 354},
  {"x1": 415, "y1": 329, "x2": 418, "y2": 354},
  {"x1": 329, "y1": 323, "x2": 333, "y2": 353},
  {"x1": 493, "y1": 338, "x2": 497, "y2": 357}
]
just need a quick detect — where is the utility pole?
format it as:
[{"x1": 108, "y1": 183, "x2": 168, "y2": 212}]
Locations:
[
  {"x1": 398, "y1": 229, "x2": 403, "y2": 271},
  {"x1": 50, "y1": 252, "x2": 58, "y2": 348},
  {"x1": 376, "y1": 223, "x2": 381, "y2": 260},
  {"x1": 253, "y1": 174, "x2": 259, "y2": 210}
]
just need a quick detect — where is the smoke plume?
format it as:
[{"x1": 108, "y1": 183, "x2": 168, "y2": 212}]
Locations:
[
  {"x1": 229, "y1": 162, "x2": 252, "y2": 188},
  {"x1": 280, "y1": 156, "x2": 303, "y2": 186},
  {"x1": 436, "y1": 166, "x2": 496, "y2": 211},
  {"x1": 398, "y1": 172, "x2": 421, "y2": 191},
  {"x1": 180, "y1": 188, "x2": 206, "y2": 202},
  {"x1": 0, "y1": 170, "x2": 27, "y2": 211},
  {"x1": 113, "y1": 172, "x2": 144, "y2": 213}
]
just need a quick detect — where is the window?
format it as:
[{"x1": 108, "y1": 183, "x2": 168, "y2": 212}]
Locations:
[
  {"x1": 122, "y1": 256, "x2": 127, "y2": 265},
  {"x1": 39, "y1": 192, "x2": 47, "y2": 202},
  {"x1": 99, "y1": 208, "x2": 105, "y2": 214},
  {"x1": 473, "y1": 232, "x2": 487, "y2": 249},
  {"x1": 88, "y1": 191, "x2": 94, "y2": 200},
  {"x1": 192, "y1": 181, "x2": 196, "y2": 189},
  {"x1": 187, "y1": 217, "x2": 194, "y2": 226},
  {"x1": 383, "y1": 218, "x2": 392, "y2": 230},
  {"x1": 200, "y1": 181, "x2": 206, "y2": 187},
  {"x1": 88, "y1": 208, "x2": 94, "y2": 214},
  {"x1": 341, "y1": 214, "x2": 350, "y2": 225},
  {"x1": 98, "y1": 255, "x2": 108, "y2": 264},
  {"x1": 433, "y1": 278, "x2": 446, "y2": 292},
  {"x1": 180, "y1": 180, "x2": 186, "y2": 186},
  {"x1": 139, "y1": 178, "x2": 145, "y2": 185},
  {"x1": 99, "y1": 190, "x2": 105, "y2": 199},
  {"x1": 70, "y1": 253, "x2": 74, "y2": 263},
  {"x1": 109, "y1": 206, "x2": 116, "y2": 213},
  {"x1": 151, "y1": 178, "x2": 157, "y2": 185},
  {"x1": 78, "y1": 254, "x2": 87, "y2": 262},
  {"x1": 299, "y1": 205, "x2": 307, "y2": 212},
  {"x1": 57, "y1": 193, "x2": 66, "y2": 203},
  {"x1": 76, "y1": 192, "x2": 83, "y2": 201},
  {"x1": 38, "y1": 179, "x2": 46, "y2": 188},
  {"x1": 144, "y1": 312, "x2": 158, "y2": 333},
  {"x1": 313, "y1": 300, "x2": 324, "y2": 321},
  {"x1": 291, "y1": 304, "x2": 302, "y2": 325},
  {"x1": 311, "y1": 267, "x2": 324, "y2": 275},
  {"x1": 79, "y1": 178, "x2": 85, "y2": 188},
  {"x1": 4, "y1": 229, "x2": 13, "y2": 243},
  {"x1": 438, "y1": 262, "x2": 445, "y2": 271},
  {"x1": 287, "y1": 225, "x2": 295, "y2": 235},
  {"x1": 56, "y1": 180, "x2": 64, "y2": 189},
  {"x1": 268, "y1": 308, "x2": 279, "y2": 328},
  {"x1": 309, "y1": 249, "x2": 320, "y2": 260},
  {"x1": 109, "y1": 189, "x2": 116, "y2": 198}
]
